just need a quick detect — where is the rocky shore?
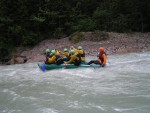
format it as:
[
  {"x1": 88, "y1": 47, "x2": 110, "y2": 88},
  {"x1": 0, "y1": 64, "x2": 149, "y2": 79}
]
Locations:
[{"x1": 7, "y1": 32, "x2": 150, "y2": 64}]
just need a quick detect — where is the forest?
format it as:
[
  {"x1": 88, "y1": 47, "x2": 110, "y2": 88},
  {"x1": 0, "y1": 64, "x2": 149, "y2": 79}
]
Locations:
[{"x1": 0, "y1": 0, "x2": 150, "y2": 61}]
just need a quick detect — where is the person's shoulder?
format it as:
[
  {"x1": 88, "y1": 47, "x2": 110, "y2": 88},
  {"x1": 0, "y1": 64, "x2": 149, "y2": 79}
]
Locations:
[{"x1": 102, "y1": 53, "x2": 107, "y2": 57}]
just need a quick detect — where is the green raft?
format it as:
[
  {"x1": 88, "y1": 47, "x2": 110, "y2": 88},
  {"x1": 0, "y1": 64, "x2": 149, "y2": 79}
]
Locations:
[{"x1": 37, "y1": 62, "x2": 101, "y2": 71}]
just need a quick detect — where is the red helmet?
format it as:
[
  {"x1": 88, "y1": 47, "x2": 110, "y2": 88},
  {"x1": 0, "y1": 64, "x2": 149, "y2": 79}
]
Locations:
[{"x1": 99, "y1": 47, "x2": 104, "y2": 52}]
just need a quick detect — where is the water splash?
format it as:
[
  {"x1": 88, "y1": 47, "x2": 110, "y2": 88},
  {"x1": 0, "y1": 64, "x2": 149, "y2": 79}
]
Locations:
[{"x1": 0, "y1": 52, "x2": 150, "y2": 113}]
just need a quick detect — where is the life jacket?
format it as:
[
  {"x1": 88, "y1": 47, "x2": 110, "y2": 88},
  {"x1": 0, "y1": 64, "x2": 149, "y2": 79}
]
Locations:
[
  {"x1": 75, "y1": 53, "x2": 81, "y2": 63},
  {"x1": 65, "y1": 53, "x2": 71, "y2": 61},
  {"x1": 46, "y1": 52, "x2": 52, "y2": 61},
  {"x1": 47, "y1": 54, "x2": 56, "y2": 64},
  {"x1": 98, "y1": 51, "x2": 107, "y2": 64},
  {"x1": 71, "y1": 53, "x2": 81, "y2": 66}
]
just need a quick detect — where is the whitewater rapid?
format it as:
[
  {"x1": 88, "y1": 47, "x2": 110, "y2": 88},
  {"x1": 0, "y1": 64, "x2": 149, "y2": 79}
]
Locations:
[{"x1": 0, "y1": 52, "x2": 150, "y2": 113}]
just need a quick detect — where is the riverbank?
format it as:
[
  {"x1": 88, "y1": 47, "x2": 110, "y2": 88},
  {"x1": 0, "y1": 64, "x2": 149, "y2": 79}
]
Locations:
[{"x1": 7, "y1": 32, "x2": 150, "y2": 64}]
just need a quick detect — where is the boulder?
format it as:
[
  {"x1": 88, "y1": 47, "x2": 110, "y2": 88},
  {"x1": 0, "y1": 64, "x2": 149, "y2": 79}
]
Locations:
[{"x1": 9, "y1": 56, "x2": 27, "y2": 64}]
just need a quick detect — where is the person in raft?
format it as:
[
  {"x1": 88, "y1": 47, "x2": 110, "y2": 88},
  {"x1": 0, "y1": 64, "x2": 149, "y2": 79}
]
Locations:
[
  {"x1": 46, "y1": 50, "x2": 64, "y2": 65},
  {"x1": 45, "y1": 49, "x2": 51, "y2": 63},
  {"x1": 87, "y1": 47, "x2": 107, "y2": 67},
  {"x1": 60, "y1": 48, "x2": 70, "y2": 61},
  {"x1": 71, "y1": 46, "x2": 85, "y2": 62},
  {"x1": 65, "y1": 49, "x2": 81, "y2": 66}
]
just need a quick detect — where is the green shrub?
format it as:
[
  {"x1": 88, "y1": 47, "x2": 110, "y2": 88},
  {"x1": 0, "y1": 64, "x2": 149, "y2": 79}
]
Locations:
[
  {"x1": 69, "y1": 32, "x2": 84, "y2": 44},
  {"x1": 0, "y1": 47, "x2": 9, "y2": 62},
  {"x1": 73, "y1": 19, "x2": 96, "y2": 32}
]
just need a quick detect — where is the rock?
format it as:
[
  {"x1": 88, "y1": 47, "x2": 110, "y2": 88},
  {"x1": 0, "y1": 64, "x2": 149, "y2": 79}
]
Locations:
[
  {"x1": 27, "y1": 55, "x2": 45, "y2": 63},
  {"x1": 9, "y1": 56, "x2": 27, "y2": 64},
  {"x1": 2, "y1": 32, "x2": 150, "y2": 65},
  {"x1": 14, "y1": 57, "x2": 25, "y2": 64}
]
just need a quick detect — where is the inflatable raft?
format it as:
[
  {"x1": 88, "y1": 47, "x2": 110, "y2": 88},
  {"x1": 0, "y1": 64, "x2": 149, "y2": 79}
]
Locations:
[{"x1": 37, "y1": 62, "x2": 101, "y2": 71}]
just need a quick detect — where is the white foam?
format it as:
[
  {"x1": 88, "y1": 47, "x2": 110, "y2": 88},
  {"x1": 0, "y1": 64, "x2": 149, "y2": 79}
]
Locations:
[
  {"x1": 9, "y1": 71, "x2": 16, "y2": 76},
  {"x1": 40, "y1": 108, "x2": 58, "y2": 113}
]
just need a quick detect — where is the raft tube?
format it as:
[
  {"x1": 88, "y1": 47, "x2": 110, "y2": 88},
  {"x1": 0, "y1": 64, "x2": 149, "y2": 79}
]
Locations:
[{"x1": 37, "y1": 62, "x2": 101, "y2": 71}]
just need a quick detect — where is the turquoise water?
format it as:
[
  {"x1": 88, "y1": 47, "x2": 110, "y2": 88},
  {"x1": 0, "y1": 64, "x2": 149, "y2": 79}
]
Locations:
[{"x1": 0, "y1": 52, "x2": 150, "y2": 113}]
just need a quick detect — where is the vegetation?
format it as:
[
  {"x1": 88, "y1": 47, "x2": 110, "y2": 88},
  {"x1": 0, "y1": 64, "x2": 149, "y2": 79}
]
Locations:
[{"x1": 0, "y1": 0, "x2": 150, "y2": 61}]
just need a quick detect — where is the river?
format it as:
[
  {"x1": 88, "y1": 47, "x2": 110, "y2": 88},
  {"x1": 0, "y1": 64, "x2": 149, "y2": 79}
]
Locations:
[{"x1": 0, "y1": 52, "x2": 150, "y2": 113}]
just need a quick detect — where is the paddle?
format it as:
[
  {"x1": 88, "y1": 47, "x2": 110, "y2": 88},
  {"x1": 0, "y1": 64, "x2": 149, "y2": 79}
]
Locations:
[
  {"x1": 64, "y1": 63, "x2": 68, "y2": 69},
  {"x1": 41, "y1": 63, "x2": 46, "y2": 72},
  {"x1": 106, "y1": 55, "x2": 111, "y2": 64}
]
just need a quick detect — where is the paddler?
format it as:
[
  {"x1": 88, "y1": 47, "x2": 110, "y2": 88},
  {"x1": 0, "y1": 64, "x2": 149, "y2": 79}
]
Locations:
[
  {"x1": 46, "y1": 50, "x2": 64, "y2": 65},
  {"x1": 87, "y1": 47, "x2": 107, "y2": 67},
  {"x1": 60, "y1": 48, "x2": 70, "y2": 61},
  {"x1": 45, "y1": 49, "x2": 52, "y2": 64},
  {"x1": 65, "y1": 49, "x2": 81, "y2": 66},
  {"x1": 71, "y1": 46, "x2": 85, "y2": 62},
  {"x1": 55, "y1": 49, "x2": 60, "y2": 55}
]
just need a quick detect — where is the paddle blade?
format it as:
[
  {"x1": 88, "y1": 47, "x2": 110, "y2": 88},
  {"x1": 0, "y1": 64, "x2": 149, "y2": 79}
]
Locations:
[
  {"x1": 41, "y1": 64, "x2": 46, "y2": 72},
  {"x1": 64, "y1": 63, "x2": 67, "y2": 69}
]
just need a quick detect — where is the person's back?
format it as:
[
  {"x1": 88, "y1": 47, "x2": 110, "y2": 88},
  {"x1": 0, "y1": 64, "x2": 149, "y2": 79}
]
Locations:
[
  {"x1": 61, "y1": 48, "x2": 69, "y2": 57},
  {"x1": 47, "y1": 50, "x2": 57, "y2": 64},
  {"x1": 66, "y1": 49, "x2": 81, "y2": 66},
  {"x1": 45, "y1": 49, "x2": 52, "y2": 63},
  {"x1": 72, "y1": 46, "x2": 85, "y2": 62},
  {"x1": 47, "y1": 50, "x2": 65, "y2": 65}
]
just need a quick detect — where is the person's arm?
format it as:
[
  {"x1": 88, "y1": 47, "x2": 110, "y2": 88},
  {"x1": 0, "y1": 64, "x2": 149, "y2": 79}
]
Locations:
[
  {"x1": 98, "y1": 59, "x2": 102, "y2": 64},
  {"x1": 102, "y1": 54, "x2": 107, "y2": 65},
  {"x1": 97, "y1": 53, "x2": 101, "y2": 64},
  {"x1": 56, "y1": 50, "x2": 60, "y2": 55},
  {"x1": 101, "y1": 54, "x2": 107, "y2": 67},
  {"x1": 73, "y1": 47, "x2": 78, "y2": 52},
  {"x1": 60, "y1": 52, "x2": 64, "y2": 56}
]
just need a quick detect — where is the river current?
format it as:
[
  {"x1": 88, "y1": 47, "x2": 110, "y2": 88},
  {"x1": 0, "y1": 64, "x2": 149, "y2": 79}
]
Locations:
[{"x1": 0, "y1": 52, "x2": 150, "y2": 113}]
